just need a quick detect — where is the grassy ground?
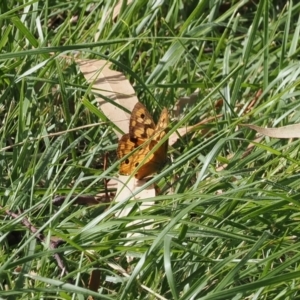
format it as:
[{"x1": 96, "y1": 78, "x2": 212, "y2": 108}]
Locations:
[{"x1": 1, "y1": 0, "x2": 300, "y2": 299}]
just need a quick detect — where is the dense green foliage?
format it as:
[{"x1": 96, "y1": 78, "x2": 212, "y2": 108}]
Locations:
[{"x1": 1, "y1": 0, "x2": 300, "y2": 299}]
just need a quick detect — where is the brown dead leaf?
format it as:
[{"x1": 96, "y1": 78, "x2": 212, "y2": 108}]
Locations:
[
  {"x1": 115, "y1": 175, "x2": 155, "y2": 262},
  {"x1": 77, "y1": 58, "x2": 157, "y2": 193},
  {"x1": 78, "y1": 59, "x2": 138, "y2": 137},
  {"x1": 243, "y1": 123, "x2": 300, "y2": 138},
  {"x1": 115, "y1": 176, "x2": 155, "y2": 217}
]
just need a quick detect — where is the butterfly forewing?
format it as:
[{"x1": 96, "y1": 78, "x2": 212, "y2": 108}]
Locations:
[{"x1": 129, "y1": 102, "x2": 156, "y2": 140}]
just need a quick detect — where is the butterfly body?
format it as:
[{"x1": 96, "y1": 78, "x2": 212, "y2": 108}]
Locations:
[{"x1": 117, "y1": 102, "x2": 168, "y2": 179}]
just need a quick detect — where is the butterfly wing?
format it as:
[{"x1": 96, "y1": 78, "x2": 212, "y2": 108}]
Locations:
[
  {"x1": 117, "y1": 133, "x2": 138, "y2": 176},
  {"x1": 129, "y1": 102, "x2": 156, "y2": 142},
  {"x1": 117, "y1": 103, "x2": 169, "y2": 179},
  {"x1": 117, "y1": 134, "x2": 155, "y2": 178},
  {"x1": 118, "y1": 103, "x2": 155, "y2": 176},
  {"x1": 134, "y1": 108, "x2": 169, "y2": 179},
  {"x1": 153, "y1": 107, "x2": 169, "y2": 163}
]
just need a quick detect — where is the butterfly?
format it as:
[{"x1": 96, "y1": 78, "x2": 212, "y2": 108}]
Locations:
[{"x1": 117, "y1": 102, "x2": 169, "y2": 179}]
